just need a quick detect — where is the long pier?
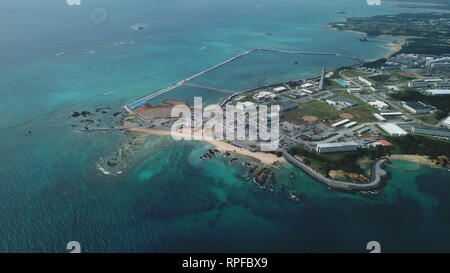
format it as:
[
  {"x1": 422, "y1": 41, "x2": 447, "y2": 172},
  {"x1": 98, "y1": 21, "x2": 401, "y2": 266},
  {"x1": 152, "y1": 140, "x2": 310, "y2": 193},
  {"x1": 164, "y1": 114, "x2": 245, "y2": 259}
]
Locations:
[
  {"x1": 280, "y1": 149, "x2": 387, "y2": 191},
  {"x1": 77, "y1": 125, "x2": 155, "y2": 132},
  {"x1": 219, "y1": 73, "x2": 322, "y2": 107},
  {"x1": 254, "y1": 48, "x2": 365, "y2": 63},
  {"x1": 124, "y1": 48, "x2": 364, "y2": 112},
  {"x1": 125, "y1": 49, "x2": 254, "y2": 110},
  {"x1": 182, "y1": 83, "x2": 236, "y2": 95}
]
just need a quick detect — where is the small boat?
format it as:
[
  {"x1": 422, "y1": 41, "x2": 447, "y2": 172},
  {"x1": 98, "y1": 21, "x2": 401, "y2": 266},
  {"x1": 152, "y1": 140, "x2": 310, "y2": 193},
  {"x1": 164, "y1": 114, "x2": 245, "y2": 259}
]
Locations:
[
  {"x1": 289, "y1": 191, "x2": 301, "y2": 202},
  {"x1": 241, "y1": 173, "x2": 251, "y2": 180},
  {"x1": 360, "y1": 190, "x2": 379, "y2": 198}
]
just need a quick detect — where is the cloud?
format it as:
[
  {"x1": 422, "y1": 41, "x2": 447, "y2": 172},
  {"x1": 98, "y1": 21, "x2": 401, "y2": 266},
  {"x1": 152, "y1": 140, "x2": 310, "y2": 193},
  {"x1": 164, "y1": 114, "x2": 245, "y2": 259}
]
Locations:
[
  {"x1": 67, "y1": 0, "x2": 81, "y2": 6},
  {"x1": 366, "y1": 0, "x2": 381, "y2": 6}
]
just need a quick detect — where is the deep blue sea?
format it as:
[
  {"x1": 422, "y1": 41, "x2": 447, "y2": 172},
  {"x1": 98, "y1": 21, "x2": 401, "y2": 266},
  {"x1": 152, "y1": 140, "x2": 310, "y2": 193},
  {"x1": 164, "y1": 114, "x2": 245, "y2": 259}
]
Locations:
[{"x1": 0, "y1": 0, "x2": 449, "y2": 252}]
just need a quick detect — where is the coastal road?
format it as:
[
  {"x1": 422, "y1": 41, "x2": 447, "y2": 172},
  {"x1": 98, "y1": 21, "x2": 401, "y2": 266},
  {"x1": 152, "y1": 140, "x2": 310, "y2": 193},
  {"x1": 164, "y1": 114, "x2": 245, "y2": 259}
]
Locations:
[{"x1": 280, "y1": 148, "x2": 388, "y2": 191}]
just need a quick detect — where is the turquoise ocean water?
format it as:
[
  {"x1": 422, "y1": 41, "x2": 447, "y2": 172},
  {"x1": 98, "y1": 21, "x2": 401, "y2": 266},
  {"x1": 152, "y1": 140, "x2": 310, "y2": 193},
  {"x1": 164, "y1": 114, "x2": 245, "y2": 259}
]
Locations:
[{"x1": 0, "y1": 0, "x2": 450, "y2": 252}]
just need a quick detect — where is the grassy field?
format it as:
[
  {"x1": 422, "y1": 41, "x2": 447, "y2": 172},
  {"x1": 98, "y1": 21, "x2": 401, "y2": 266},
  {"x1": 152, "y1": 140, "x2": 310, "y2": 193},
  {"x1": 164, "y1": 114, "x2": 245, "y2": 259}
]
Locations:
[
  {"x1": 332, "y1": 90, "x2": 378, "y2": 122},
  {"x1": 282, "y1": 101, "x2": 338, "y2": 124},
  {"x1": 377, "y1": 72, "x2": 417, "y2": 84},
  {"x1": 393, "y1": 72, "x2": 419, "y2": 82},
  {"x1": 416, "y1": 113, "x2": 440, "y2": 125},
  {"x1": 282, "y1": 97, "x2": 377, "y2": 124},
  {"x1": 341, "y1": 105, "x2": 377, "y2": 123},
  {"x1": 236, "y1": 93, "x2": 258, "y2": 103},
  {"x1": 341, "y1": 69, "x2": 372, "y2": 78},
  {"x1": 333, "y1": 89, "x2": 357, "y2": 98}
]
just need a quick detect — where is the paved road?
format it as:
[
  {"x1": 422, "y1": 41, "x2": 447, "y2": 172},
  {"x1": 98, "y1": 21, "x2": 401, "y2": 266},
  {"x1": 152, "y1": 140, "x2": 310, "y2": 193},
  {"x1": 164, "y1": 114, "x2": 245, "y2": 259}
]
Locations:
[{"x1": 280, "y1": 149, "x2": 388, "y2": 191}]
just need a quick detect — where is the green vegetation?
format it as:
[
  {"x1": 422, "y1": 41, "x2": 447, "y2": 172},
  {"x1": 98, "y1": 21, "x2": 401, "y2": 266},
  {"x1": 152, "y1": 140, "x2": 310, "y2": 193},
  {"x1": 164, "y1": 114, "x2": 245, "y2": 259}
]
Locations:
[
  {"x1": 399, "y1": 38, "x2": 450, "y2": 55},
  {"x1": 370, "y1": 74, "x2": 391, "y2": 85},
  {"x1": 330, "y1": 13, "x2": 450, "y2": 55},
  {"x1": 390, "y1": 89, "x2": 450, "y2": 115},
  {"x1": 394, "y1": 0, "x2": 450, "y2": 10},
  {"x1": 237, "y1": 94, "x2": 257, "y2": 103},
  {"x1": 331, "y1": 67, "x2": 349, "y2": 79},
  {"x1": 288, "y1": 144, "x2": 390, "y2": 177},
  {"x1": 333, "y1": 90, "x2": 378, "y2": 122},
  {"x1": 341, "y1": 69, "x2": 372, "y2": 78},
  {"x1": 288, "y1": 145, "x2": 367, "y2": 176},
  {"x1": 393, "y1": 72, "x2": 418, "y2": 81},
  {"x1": 282, "y1": 101, "x2": 337, "y2": 123},
  {"x1": 324, "y1": 78, "x2": 343, "y2": 89},
  {"x1": 416, "y1": 114, "x2": 440, "y2": 125},
  {"x1": 331, "y1": 13, "x2": 449, "y2": 38},
  {"x1": 363, "y1": 58, "x2": 387, "y2": 69},
  {"x1": 341, "y1": 105, "x2": 377, "y2": 123},
  {"x1": 369, "y1": 72, "x2": 417, "y2": 85},
  {"x1": 386, "y1": 135, "x2": 450, "y2": 158},
  {"x1": 283, "y1": 93, "x2": 377, "y2": 124}
]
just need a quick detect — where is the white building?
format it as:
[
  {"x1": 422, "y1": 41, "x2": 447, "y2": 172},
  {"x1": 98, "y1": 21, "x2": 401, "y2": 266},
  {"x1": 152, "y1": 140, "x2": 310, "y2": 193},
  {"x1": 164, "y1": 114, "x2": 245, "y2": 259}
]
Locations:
[
  {"x1": 409, "y1": 79, "x2": 429, "y2": 89},
  {"x1": 443, "y1": 116, "x2": 450, "y2": 129},
  {"x1": 347, "y1": 88, "x2": 362, "y2": 93},
  {"x1": 378, "y1": 123, "x2": 408, "y2": 137},
  {"x1": 326, "y1": 96, "x2": 358, "y2": 109},
  {"x1": 424, "y1": 78, "x2": 444, "y2": 83},
  {"x1": 426, "y1": 57, "x2": 450, "y2": 68},
  {"x1": 369, "y1": 100, "x2": 389, "y2": 110},
  {"x1": 273, "y1": 86, "x2": 287, "y2": 92},
  {"x1": 358, "y1": 76, "x2": 375, "y2": 87},
  {"x1": 380, "y1": 112, "x2": 403, "y2": 116},
  {"x1": 301, "y1": 82, "x2": 314, "y2": 89},
  {"x1": 373, "y1": 113, "x2": 386, "y2": 121},
  {"x1": 301, "y1": 89, "x2": 314, "y2": 94},
  {"x1": 423, "y1": 89, "x2": 450, "y2": 96},
  {"x1": 331, "y1": 119, "x2": 350, "y2": 128},
  {"x1": 344, "y1": 121, "x2": 358, "y2": 128},
  {"x1": 316, "y1": 142, "x2": 360, "y2": 153},
  {"x1": 254, "y1": 91, "x2": 277, "y2": 101}
]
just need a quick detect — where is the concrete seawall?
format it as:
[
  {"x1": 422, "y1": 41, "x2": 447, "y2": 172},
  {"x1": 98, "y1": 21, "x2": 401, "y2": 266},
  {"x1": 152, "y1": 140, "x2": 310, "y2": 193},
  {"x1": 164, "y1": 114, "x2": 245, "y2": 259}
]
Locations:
[{"x1": 280, "y1": 149, "x2": 388, "y2": 191}]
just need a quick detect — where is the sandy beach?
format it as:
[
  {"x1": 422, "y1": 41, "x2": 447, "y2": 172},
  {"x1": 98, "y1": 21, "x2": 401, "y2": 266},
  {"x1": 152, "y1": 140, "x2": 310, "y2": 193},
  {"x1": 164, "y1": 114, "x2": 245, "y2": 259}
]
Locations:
[
  {"x1": 129, "y1": 127, "x2": 285, "y2": 165},
  {"x1": 386, "y1": 40, "x2": 404, "y2": 56},
  {"x1": 327, "y1": 23, "x2": 417, "y2": 61},
  {"x1": 389, "y1": 154, "x2": 435, "y2": 166}
]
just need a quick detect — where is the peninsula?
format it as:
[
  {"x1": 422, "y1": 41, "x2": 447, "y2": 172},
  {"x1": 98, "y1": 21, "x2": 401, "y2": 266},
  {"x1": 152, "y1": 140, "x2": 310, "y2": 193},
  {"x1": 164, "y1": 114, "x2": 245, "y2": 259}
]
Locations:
[{"x1": 75, "y1": 12, "x2": 450, "y2": 193}]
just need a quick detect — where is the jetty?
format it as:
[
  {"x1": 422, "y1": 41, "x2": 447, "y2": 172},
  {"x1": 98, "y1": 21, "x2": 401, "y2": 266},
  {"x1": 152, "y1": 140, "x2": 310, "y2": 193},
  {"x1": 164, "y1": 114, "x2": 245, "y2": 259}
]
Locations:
[
  {"x1": 280, "y1": 149, "x2": 387, "y2": 191},
  {"x1": 182, "y1": 83, "x2": 236, "y2": 95},
  {"x1": 124, "y1": 48, "x2": 364, "y2": 113}
]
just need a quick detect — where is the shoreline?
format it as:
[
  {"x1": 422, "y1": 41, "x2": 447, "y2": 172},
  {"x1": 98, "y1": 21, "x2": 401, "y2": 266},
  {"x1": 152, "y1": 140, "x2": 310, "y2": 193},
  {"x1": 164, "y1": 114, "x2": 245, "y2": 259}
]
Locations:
[
  {"x1": 388, "y1": 154, "x2": 435, "y2": 166},
  {"x1": 128, "y1": 127, "x2": 285, "y2": 165},
  {"x1": 327, "y1": 23, "x2": 418, "y2": 62}
]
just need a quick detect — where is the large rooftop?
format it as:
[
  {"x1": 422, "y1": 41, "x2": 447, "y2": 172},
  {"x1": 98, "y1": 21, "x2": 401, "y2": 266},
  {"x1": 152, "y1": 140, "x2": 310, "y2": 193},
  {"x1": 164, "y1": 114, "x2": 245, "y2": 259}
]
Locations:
[
  {"x1": 317, "y1": 141, "x2": 359, "y2": 148},
  {"x1": 327, "y1": 96, "x2": 358, "y2": 106},
  {"x1": 379, "y1": 123, "x2": 408, "y2": 136},
  {"x1": 424, "y1": 89, "x2": 450, "y2": 96},
  {"x1": 403, "y1": 101, "x2": 435, "y2": 111}
]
